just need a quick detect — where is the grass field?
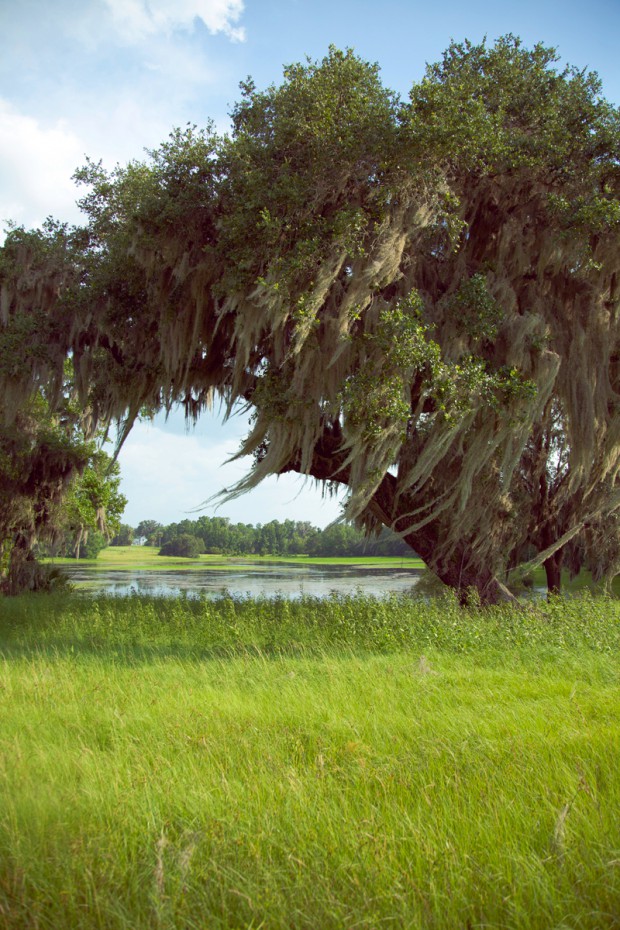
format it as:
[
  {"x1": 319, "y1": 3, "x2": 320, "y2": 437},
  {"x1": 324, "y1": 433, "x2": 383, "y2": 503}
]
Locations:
[{"x1": 1, "y1": 592, "x2": 619, "y2": 928}]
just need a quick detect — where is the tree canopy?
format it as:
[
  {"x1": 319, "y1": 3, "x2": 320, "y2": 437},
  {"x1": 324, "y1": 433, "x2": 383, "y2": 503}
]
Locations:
[
  {"x1": 54, "y1": 447, "x2": 126, "y2": 559},
  {"x1": 159, "y1": 534, "x2": 205, "y2": 559},
  {"x1": 1, "y1": 36, "x2": 619, "y2": 601}
]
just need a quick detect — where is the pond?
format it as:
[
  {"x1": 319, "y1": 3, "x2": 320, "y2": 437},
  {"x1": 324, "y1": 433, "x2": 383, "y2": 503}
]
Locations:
[{"x1": 63, "y1": 561, "x2": 425, "y2": 599}]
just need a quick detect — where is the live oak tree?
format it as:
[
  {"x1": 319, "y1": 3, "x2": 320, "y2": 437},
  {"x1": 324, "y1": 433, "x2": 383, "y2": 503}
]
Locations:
[
  {"x1": 55, "y1": 448, "x2": 126, "y2": 559},
  {"x1": 1, "y1": 37, "x2": 619, "y2": 601},
  {"x1": 0, "y1": 393, "x2": 92, "y2": 593},
  {"x1": 0, "y1": 393, "x2": 126, "y2": 588},
  {"x1": 0, "y1": 234, "x2": 125, "y2": 589}
]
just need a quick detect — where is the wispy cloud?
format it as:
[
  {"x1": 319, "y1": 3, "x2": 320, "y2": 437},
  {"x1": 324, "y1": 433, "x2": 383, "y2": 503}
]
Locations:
[
  {"x1": 103, "y1": 0, "x2": 246, "y2": 43},
  {"x1": 0, "y1": 0, "x2": 247, "y2": 232},
  {"x1": 0, "y1": 100, "x2": 86, "y2": 232},
  {"x1": 117, "y1": 418, "x2": 344, "y2": 527}
]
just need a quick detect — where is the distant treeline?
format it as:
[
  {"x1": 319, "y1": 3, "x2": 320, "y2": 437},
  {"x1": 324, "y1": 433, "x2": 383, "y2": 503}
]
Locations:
[{"x1": 112, "y1": 517, "x2": 416, "y2": 558}]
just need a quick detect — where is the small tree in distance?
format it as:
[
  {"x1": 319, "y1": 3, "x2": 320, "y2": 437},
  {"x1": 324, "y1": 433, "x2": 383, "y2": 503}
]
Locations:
[
  {"x1": 135, "y1": 520, "x2": 164, "y2": 545},
  {"x1": 111, "y1": 524, "x2": 135, "y2": 546},
  {"x1": 159, "y1": 534, "x2": 205, "y2": 558}
]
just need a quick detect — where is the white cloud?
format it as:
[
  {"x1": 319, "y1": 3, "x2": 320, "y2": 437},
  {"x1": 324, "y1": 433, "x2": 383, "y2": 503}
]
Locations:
[
  {"x1": 103, "y1": 0, "x2": 246, "y2": 43},
  {"x1": 116, "y1": 418, "x2": 344, "y2": 528},
  {"x1": 0, "y1": 100, "x2": 86, "y2": 233},
  {"x1": 142, "y1": 36, "x2": 217, "y2": 85},
  {"x1": 119, "y1": 423, "x2": 242, "y2": 507},
  {"x1": 0, "y1": 1, "x2": 245, "y2": 238}
]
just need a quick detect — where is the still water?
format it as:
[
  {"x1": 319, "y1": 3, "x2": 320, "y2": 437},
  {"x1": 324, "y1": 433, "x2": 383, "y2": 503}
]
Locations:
[{"x1": 65, "y1": 562, "x2": 424, "y2": 599}]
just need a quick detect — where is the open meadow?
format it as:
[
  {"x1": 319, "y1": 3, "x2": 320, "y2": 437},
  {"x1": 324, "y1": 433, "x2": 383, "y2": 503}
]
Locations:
[{"x1": 0, "y1": 591, "x2": 619, "y2": 929}]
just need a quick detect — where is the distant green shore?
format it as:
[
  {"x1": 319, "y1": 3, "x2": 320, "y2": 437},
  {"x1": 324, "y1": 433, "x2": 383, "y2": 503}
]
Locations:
[{"x1": 47, "y1": 545, "x2": 426, "y2": 572}]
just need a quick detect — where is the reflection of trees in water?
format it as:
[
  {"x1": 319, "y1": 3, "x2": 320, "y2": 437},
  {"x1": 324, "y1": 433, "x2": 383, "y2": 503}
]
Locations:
[{"x1": 70, "y1": 567, "x2": 424, "y2": 599}]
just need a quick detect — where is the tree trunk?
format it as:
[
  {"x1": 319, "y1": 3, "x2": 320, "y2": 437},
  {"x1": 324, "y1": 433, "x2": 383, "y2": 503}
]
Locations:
[
  {"x1": 543, "y1": 550, "x2": 563, "y2": 597},
  {"x1": 539, "y1": 518, "x2": 564, "y2": 597},
  {"x1": 281, "y1": 425, "x2": 518, "y2": 606},
  {"x1": 2, "y1": 535, "x2": 40, "y2": 595},
  {"x1": 74, "y1": 526, "x2": 84, "y2": 560},
  {"x1": 399, "y1": 529, "x2": 516, "y2": 605},
  {"x1": 426, "y1": 552, "x2": 516, "y2": 605}
]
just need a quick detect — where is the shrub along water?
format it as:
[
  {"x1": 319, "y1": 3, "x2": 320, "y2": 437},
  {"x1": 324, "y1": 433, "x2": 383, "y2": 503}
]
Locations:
[{"x1": 0, "y1": 592, "x2": 619, "y2": 928}]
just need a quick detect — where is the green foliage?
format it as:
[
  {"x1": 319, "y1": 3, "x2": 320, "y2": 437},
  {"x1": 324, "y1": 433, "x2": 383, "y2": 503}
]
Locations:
[
  {"x1": 0, "y1": 383, "x2": 126, "y2": 586},
  {"x1": 342, "y1": 292, "x2": 438, "y2": 442},
  {"x1": 220, "y1": 45, "x2": 400, "y2": 298},
  {"x1": 110, "y1": 523, "x2": 134, "y2": 546},
  {"x1": 153, "y1": 515, "x2": 413, "y2": 558},
  {"x1": 159, "y1": 533, "x2": 205, "y2": 558},
  {"x1": 56, "y1": 447, "x2": 126, "y2": 559},
  {"x1": 0, "y1": 392, "x2": 92, "y2": 593},
  {"x1": 73, "y1": 125, "x2": 220, "y2": 244},
  {"x1": 406, "y1": 34, "x2": 619, "y2": 173},
  {"x1": 135, "y1": 519, "x2": 163, "y2": 543},
  {"x1": 449, "y1": 273, "x2": 504, "y2": 340},
  {"x1": 83, "y1": 530, "x2": 108, "y2": 559}
]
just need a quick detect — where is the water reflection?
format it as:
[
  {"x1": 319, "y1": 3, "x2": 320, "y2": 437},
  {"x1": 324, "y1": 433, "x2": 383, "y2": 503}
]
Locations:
[{"x1": 64, "y1": 563, "x2": 424, "y2": 599}]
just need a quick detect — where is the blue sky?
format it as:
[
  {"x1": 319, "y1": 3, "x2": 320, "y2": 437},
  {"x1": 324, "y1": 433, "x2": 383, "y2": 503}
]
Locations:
[{"x1": 1, "y1": 0, "x2": 618, "y2": 527}]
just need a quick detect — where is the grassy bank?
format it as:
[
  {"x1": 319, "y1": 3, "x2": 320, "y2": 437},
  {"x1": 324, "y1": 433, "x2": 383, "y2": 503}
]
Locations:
[{"x1": 0, "y1": 593, "x2": 619, "y2": 928}]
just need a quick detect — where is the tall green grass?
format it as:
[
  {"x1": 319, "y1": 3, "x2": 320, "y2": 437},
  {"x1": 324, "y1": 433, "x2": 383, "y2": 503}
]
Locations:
[
  {"x1": 0, "y1": 593, "x2": 619, "y2": 928},
  {"x1": 3, "y1": 589, "x2": 619, "y2": 658}
]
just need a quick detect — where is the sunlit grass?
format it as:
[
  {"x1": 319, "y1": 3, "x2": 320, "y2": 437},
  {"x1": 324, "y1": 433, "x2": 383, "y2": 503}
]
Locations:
[{"x1": 0, "y1": 592, "x2": 619, "y2": 928}]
